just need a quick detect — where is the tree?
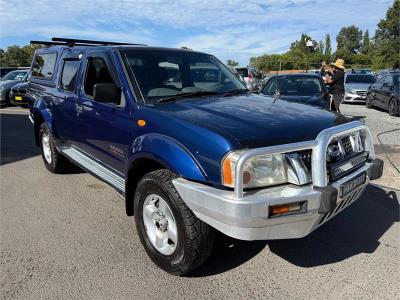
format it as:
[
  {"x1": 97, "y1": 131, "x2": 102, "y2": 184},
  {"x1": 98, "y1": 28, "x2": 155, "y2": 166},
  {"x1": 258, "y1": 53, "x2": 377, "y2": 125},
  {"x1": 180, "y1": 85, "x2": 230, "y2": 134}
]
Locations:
[
  {"x1": 361, "y1": 30, "x2": 370, "y2": 54},
  {"x1": 336, "y1": 25, "x2": 363, "y2": 60},
  {"x1": 324, "y1": 34, "x2": 332, "y2": 60},
  {"x1": 317, "y1": 40, "x2": 324, "y2": 54},
  {"x1": 226, "y1": 59, "x2": 239, "y2": 67},
  {"x1": 0, "y1": 44, "x2": 43, "y2": 67},
  {"x1": 372, "y1": 0, "x2": 400, "y2": 69}
]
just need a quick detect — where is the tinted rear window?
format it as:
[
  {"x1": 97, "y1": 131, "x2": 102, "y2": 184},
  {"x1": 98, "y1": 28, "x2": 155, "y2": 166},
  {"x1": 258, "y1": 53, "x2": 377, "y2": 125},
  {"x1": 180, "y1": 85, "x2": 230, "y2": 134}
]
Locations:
[
  {"x1": 32, "y1": 52, "x2": 57, "y2": 79},
  {"x1": 60, "y1": 60, "x2": 80, "y2": 91}
]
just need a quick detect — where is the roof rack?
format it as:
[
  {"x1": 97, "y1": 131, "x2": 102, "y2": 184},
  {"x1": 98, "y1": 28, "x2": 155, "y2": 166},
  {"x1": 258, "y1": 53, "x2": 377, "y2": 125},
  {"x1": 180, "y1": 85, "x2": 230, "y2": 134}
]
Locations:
[{"x1": 30, "y1": 37, "x2": 147, "y2": 47}]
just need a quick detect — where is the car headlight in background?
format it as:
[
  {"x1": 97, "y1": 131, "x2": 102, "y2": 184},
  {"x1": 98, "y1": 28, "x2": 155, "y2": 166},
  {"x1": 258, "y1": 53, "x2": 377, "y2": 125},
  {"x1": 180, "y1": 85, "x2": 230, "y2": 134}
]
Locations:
[
  {"x1": 345, "y1": 88, "x2": 356, "y2": 94},
  {"x1": 222, "y1": 151, "x2": 287, "y2": 188}
]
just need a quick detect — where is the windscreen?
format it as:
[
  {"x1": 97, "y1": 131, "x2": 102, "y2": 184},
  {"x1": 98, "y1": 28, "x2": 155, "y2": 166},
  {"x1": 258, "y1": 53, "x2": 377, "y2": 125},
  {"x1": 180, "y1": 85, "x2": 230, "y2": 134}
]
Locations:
[
  {"x1": 263, "y1": 76, "x2": 323, "y2": 96},
  {"x1": 120, "y1": 49, "x2": 246, "y2": 104},
  {"x1": 345, "y1": 75, "x2": 376, "y2": 83},
  {"x1": 1, "y1": 70, "x2": 27, "y2": 81}
]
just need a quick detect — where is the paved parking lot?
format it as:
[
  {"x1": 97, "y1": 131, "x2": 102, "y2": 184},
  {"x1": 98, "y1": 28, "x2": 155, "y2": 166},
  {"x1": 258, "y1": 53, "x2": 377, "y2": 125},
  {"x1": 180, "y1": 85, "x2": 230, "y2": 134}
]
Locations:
[{"x1": 1, "y1": 105, "x2": 399, "y2": 299}]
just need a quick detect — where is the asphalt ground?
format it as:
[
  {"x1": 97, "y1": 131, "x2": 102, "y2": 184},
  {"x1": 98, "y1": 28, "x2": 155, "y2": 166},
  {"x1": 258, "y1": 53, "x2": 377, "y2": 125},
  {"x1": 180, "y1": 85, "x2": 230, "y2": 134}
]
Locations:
[{"x1": 1, "y1": 104, "x2": 399, "y2": 299}]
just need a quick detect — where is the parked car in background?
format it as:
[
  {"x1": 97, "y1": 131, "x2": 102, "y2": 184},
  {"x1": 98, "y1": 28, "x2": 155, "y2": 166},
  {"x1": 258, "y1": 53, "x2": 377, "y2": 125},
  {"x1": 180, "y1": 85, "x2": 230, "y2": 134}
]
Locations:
[
  {"x1": 348, "y1": 69, "x2": 373, "y2": 75},
  {"x1": 261, "y1": 73, "x2": 329, "y2": 109},
  {"x1": 343, "y1": 74, "x2": 376, "y2": 103},
  {"x1": 235, "y1": 66, "x2": 264, "y2": 91},
  {"x1": 307, "y1": 69, "x2": 321, "y2": 75},
  {"x1": 366, "y1": 71, "x2": 399, "y2": 116},
  {"x1": 227, "y1": 65, "x2": 246, "y2": 84},
  {"x1": 10, "y1": 81, "x2": 29, "y2": 107},
  {"x1": 0, "y1": 69, "x2": 29, "y2": 107}
]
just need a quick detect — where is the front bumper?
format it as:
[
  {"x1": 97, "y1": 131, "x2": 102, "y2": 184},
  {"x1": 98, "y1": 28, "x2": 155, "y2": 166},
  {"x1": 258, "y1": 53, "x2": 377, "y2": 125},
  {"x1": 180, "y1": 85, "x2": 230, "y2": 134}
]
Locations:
[
  {"x1": 173, "y1": 122, "x2": 383, "y2": 241},
  {"x1": 173, "y1": 159, "x2": 382, "y2": 240},
  {"x1": 9, "y1": 92, "x2": 28, "y2": 105},
  {"x1": 344, "y1": 92, "x2": 367, "y2": 103}
]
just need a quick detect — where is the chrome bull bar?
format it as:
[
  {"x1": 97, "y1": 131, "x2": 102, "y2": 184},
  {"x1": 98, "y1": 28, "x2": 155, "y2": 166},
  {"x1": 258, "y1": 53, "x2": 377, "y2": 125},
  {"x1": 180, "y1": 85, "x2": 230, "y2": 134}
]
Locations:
[{"x1": 234, "y1": 121, "x2": 375, "y2": 199}]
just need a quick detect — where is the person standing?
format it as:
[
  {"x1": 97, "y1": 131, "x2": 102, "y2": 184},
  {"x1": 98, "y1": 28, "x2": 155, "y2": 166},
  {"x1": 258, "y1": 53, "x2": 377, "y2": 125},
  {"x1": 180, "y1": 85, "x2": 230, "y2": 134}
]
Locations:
[{"x1": 324, "y1": 59, "x2": 345, "y2": 112}]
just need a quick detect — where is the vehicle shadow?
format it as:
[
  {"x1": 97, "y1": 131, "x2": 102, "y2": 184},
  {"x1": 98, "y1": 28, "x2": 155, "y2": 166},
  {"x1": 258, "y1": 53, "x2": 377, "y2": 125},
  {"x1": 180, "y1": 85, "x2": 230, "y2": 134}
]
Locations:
[
  {"x1": 0, "y1": 111, "x2": 84, "y2": 174},
  {"x1": 190, "y1": 185, "x2": 398, "y2": 276},
  {"x1": 268, "y1": 185, "x2": 399, "y2": 267},
  {"x1": 0, "y1": 112, "x2": 40, "y2": 165}
]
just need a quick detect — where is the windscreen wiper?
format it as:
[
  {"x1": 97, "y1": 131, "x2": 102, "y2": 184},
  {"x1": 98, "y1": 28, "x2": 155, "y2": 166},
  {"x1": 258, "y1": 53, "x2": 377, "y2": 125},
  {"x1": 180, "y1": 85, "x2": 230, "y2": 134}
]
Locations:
[
  {"x1": 222, "y1": 88, "x2": 249, "y2": 97},
  {"x1": 157, "y1": 91, "x2": 218, "y2": 104}
]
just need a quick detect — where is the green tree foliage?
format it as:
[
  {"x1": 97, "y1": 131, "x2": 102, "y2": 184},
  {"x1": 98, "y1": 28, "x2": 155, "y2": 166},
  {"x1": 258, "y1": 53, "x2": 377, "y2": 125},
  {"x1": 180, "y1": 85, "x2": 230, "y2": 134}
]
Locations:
[
  {"x1": 0, "y1": 44, "x2": 43, "y2": 67},
  {"x1": 324, "y1": 34, "x2": 332, "y2": 59},
  {"x1": 336, "y1": 25, "x2": 363, "y2": 61},
  {"x1": 361, "y1": 30, "x2": 370, "y2": 54},
  {"x1": 371, "y1": 0, "x2": 400, "y2": 69},
  {"x1": 226, "y1": 59, "x2": 239, "y2": 67}
]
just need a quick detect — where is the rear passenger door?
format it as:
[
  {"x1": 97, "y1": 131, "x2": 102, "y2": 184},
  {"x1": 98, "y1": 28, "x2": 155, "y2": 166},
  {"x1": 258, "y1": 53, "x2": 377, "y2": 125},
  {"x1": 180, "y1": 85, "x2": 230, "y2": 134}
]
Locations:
[
  {"x1": 76, "y1": 50, "x2": 131, "y2": 173},
  {"x1": 52, "y1": 50, "x2": 83, "y2": 147}
]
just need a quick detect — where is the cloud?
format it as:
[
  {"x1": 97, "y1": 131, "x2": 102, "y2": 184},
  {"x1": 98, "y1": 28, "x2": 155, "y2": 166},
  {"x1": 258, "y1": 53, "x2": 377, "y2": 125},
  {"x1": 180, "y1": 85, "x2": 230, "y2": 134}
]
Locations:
[{"x1": 0, "y1": 0, "x2": 393, "y2": 65}]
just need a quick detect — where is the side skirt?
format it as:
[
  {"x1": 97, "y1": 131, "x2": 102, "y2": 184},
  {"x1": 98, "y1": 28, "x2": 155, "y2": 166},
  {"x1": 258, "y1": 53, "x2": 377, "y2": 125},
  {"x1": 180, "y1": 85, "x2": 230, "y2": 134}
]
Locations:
[{"x1": 60, "y1": 146, "x2": 126, "y2": 194}]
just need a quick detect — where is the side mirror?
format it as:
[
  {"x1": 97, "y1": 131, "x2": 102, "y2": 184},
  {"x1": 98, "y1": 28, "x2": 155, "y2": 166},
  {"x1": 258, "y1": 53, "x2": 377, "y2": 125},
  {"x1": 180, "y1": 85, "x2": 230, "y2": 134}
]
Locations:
[{"x1": 93, "y1": 83, "x2": 120, "y2": 104}]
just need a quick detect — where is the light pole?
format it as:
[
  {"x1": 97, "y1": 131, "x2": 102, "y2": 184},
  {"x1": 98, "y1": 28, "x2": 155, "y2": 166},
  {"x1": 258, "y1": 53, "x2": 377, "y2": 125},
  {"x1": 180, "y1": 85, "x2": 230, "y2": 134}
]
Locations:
[{"x1": 305, "y1": 39, "x2": 314, "y2": 72}]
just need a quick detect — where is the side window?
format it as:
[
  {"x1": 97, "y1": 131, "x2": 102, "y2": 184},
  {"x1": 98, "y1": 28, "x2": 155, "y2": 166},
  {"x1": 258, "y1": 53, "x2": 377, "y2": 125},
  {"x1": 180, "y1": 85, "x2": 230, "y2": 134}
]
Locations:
[
  {"x1": 60, "y1": 60, "x2": 80, "y2": 91},
  {"x1": 263, "y1": 79, "x2": 277, "y2": 95},
  {"x1": 32, "y1": 52, "x2": 57, "y2": 79},
  {"x1": 84, "y1": 57, "x2": 115, "y2": 97},
  {"x1": 375, "y1": 77, "x2": 385, "y2": 86}
]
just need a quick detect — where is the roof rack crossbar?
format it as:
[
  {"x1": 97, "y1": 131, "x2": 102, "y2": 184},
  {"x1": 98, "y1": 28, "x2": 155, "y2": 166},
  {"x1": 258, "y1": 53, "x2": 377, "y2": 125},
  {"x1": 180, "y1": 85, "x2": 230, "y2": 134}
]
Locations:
[
  {"x1": 30, "y1": 40, "x2": 95, "y2": 47},
  {"x1": 52, "y1": 37, "x2": 146, "y2": 46}
]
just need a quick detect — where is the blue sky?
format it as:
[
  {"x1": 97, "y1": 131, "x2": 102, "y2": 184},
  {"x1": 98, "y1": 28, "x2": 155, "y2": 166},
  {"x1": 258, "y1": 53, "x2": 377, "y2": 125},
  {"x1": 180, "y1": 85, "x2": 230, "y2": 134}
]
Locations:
[{"x1": 0, "y1": 0, "x2": 393, "y2": 65}]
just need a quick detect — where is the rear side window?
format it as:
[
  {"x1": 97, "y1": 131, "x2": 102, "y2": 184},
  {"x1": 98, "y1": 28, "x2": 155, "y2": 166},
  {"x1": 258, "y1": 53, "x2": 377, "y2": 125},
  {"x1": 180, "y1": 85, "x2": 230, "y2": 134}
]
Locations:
[
  {"x1": 60, "y1": 60, "x2": 81, "y2": 91},
  {"x1": 32, "y1": 52, "x2": 57, "y2": 79}
]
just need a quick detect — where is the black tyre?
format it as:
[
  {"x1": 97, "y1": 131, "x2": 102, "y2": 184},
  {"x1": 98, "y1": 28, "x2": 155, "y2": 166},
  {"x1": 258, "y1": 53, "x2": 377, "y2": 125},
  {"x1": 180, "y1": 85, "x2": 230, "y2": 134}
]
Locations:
[
  {"x1": 134, "y1": 169, "x2": 214, "y2": 276},
  {"x1": 365, "y1": 93, "x2": 373, "y2": 108},
  {"x1": 39, "y1": 123, "x2": 70, "y2": 173},
  {"x1": 388, "y1": 98, "x2": 399, "y2": 116}
]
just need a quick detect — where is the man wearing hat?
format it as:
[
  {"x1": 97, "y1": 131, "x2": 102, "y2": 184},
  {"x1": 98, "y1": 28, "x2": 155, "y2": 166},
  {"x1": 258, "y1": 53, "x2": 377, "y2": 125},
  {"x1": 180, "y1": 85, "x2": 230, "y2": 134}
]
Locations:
[{"x1": 324, "y1": 59, "x2": 345, "y2": 112}]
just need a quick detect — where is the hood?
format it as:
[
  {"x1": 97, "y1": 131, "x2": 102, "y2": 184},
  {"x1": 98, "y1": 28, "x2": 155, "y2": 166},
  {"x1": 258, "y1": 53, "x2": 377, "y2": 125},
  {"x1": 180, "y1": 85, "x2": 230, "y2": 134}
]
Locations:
[
  {"x1": 0, "y1": 80, "x2": 22, "y2": 90},
  {"x1": 345, "y1": 83, "x2": 372, "y2": 91},
  {"x1": 278, "y1": 93, "x2": 326, "y2": 107},
  {"x1": 155, "y1": 93, "x2": 353, "y2": 148}
]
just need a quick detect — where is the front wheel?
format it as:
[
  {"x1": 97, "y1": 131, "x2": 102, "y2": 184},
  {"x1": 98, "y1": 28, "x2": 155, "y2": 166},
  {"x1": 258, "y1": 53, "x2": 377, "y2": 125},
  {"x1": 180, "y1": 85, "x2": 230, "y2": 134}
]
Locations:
[
  {"x1": 365, "y1": 93, "x2": 373, "y2": 108},
  {"x1": 134, "y1": 169, "x2": 214, "y2": 276},
  {"x1": 388, "y1": 98, "x2": 399, "y2": 116}
]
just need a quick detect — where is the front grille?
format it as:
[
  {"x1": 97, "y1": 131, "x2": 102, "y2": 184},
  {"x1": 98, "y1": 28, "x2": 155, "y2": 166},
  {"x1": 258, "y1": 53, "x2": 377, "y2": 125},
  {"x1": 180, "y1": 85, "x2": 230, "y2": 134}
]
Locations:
[
  {"x1": 298, "y1": 150, "x2": 312, "y2": 171},
  {"x1": 326, "y1": 132, "x2": 367, "y2": 182},
  {"x1": 356, "y1": 91, "x2": 367, "y2": 97}
]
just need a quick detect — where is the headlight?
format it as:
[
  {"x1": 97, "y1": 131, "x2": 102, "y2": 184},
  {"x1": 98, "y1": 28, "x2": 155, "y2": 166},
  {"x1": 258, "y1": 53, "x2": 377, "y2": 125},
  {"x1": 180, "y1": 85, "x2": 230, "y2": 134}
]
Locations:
[{"x1": 222, "y1": 151, "x2": 287, "y2": 188}]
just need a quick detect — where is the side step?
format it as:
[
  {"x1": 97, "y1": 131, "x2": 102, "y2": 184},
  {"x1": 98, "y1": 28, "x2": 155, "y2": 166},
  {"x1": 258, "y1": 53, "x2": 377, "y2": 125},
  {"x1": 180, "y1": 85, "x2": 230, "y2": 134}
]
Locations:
[{"x1": 61, "y1": 147, "x2": 125, "y2": 193}]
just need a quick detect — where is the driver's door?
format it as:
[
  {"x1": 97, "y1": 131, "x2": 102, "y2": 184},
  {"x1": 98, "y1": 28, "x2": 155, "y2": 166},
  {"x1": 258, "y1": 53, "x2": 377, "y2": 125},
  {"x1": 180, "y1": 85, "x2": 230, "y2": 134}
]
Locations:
[{"x1": 76, "y1": 50, "x2": 131, "y2": 173}]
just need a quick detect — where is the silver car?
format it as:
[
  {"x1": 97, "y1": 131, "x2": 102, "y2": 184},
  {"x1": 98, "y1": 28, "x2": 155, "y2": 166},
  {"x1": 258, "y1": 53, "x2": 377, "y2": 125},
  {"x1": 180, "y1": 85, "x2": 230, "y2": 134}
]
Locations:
[{"x1": 344, "y1": 74, "x2": 376, "y2": 103}]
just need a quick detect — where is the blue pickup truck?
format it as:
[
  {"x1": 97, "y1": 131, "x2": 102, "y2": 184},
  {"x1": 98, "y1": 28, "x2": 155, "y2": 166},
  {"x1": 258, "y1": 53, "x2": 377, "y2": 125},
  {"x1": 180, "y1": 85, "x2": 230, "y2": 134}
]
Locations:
[{"x1": 28, "y1": 38, "x2": 383, "y2": 275}]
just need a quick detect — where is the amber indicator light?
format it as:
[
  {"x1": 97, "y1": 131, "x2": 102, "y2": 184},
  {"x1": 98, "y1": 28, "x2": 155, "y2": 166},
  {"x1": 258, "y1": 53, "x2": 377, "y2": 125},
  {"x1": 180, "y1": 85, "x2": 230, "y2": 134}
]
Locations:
[{"x1": 138, "y1": 120, "x2": 146, "y2": 127}]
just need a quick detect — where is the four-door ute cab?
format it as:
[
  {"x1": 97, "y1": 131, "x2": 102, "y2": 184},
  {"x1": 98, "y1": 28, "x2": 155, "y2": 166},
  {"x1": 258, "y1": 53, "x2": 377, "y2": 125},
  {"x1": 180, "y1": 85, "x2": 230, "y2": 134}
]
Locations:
[{"x1": 27, "y1": 38, "x2": 383, "y2": 275}]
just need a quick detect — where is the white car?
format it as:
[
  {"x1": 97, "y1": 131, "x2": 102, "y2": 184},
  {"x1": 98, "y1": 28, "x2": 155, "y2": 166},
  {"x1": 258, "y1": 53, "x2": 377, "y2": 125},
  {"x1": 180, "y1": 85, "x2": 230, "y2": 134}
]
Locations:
[{"x1": 344, "y1": 74, "x2": 377, "y2": 103}]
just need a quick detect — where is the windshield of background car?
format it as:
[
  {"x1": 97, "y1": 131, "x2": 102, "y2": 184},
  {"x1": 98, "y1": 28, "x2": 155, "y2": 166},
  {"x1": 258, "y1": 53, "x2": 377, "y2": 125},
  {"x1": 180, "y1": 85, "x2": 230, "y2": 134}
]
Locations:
[
  {"x1": 120, "y1": 49, "x2": 245, "y2": 104},
  {"x1": 345, "y1": 75, "x2": 376, "y2": 84},
  {"x1": 262, "y1": 76, "x2": 323, "y2": 96},
  {"x1": 1, "y1": 70, "x2": 27, "y2": 81}
]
